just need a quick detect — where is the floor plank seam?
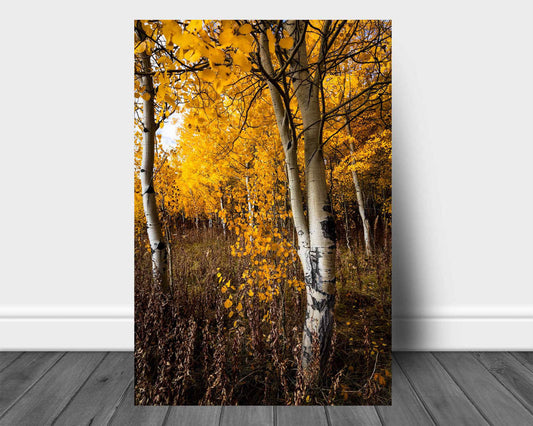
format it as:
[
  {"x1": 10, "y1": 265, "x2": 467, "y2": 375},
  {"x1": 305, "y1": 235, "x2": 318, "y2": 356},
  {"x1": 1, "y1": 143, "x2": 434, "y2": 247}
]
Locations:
[
  {"x1": 105, "y1": 377, "x2": 134, "y2": 426},
  {"x1": 217, "y1": 405, "x2": 225, "y2": 426},
  {"x1": 0, "y1": 352, "x2": 23, "y2": 375},
  {"x1": 509, "y1": 352, "x2": 533, "y2": 375},
  {"x1": 323, "y1": 406, "x2": 331, "y2": 426},
  {"x1": 160, "y1": 406, "x2": 172, "y2": 426},
  {"x1": 472, "y1": 353, "x2": 533, "y2": 417},
  {"x1": 394, "y1": 354, "x2": 438, "y2": 426},
  {"x1": 0, "y1": 352, "x2": 66, "y2": 421},
  {"x1": 430, "y1": 353, "x2": 492, "y2": 426},
  {"x1": 374, "y1": 405, "x2": 385, "y2": 425},
  {"x1": 272, "y1": 405, "x2": 277, "y2": 426},
  {"x1": 50, "y1": 352, "x2": 110, "y2": 425}
]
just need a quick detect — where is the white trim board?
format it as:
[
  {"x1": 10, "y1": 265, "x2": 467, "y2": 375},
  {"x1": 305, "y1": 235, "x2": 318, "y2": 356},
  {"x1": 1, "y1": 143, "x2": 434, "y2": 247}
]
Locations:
[{"x1": 1, "y1": 311, "x2": 532, "y2": 351}]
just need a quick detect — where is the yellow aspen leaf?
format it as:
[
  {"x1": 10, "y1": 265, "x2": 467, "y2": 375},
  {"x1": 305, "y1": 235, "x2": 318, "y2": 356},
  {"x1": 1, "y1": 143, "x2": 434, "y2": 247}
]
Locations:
[
  {"x1": 144, "y1": 39, "x2": 154, "y2": 56},
  {"x1": 135, "y1": 41, "x2": 147, "y2": 54},
  {"x1": 219, "y1": 29, "x2": 234, "y2": 47},
  {"x1": 184, "y1": 49, "x2": 202, "y2": 63},
  {"x1": 247, "y1": 290, "x2": 254, "y2": 297},
  {"x1": 224, "y1": 299, "x2": 233, "y2": 309},
  {"x1": 234, "y1": 35, "x2": 254, "y2": 53},
  {"x1": 236, "y1": 302, "x2": 243, "y2": 312},
  {"x1": 279, "y1": 36, "x2": 294, "y2": 49},
  {"x1": 208, "y1": 48, "x2": 226, "y2": 65},
  {"x1": 305, "y1": 395, "x2": 310, "y2": 403},
  {"x1": 238, "y1": 23, "x2": 252, "y2": 35},
  {"x1": 186, "y1": 20, "x2": 203, "y2": 33},
  {"x1": 171, "y1": 31, "x2": 184, "y2": 46},
  {"x1": 266, "y1": 29, "x2": 276, "y2": 54},
  {"x1": 215, "y1": 65, "x2": 231, "y2": 82},
  {"x1": 221, "y1": 286, "x2": 227, "y2": 293},
  {"x1": 228, "y1": 310, "x2": 234, "y2": 318},
  {"x1": 141, "y1": 92, "x2": 151, "y2": 101},
  {"x1": 232, "y1": 51, "x2": 251, "y2": 72},
  {"x1": 198, "y1": 69, "x2": 216, "y2": 82}
]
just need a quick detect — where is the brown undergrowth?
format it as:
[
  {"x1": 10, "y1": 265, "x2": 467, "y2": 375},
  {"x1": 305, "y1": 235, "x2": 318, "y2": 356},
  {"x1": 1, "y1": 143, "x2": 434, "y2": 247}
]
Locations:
[{"x1": 135, "y1": 227, "x2": 391, "y2": 405}]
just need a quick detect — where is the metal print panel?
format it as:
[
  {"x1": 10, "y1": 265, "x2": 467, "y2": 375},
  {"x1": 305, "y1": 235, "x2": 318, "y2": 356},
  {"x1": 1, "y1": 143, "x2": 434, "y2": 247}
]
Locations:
[{"x1": 134, "y1": 19, "x2": 391, "y2": 405}]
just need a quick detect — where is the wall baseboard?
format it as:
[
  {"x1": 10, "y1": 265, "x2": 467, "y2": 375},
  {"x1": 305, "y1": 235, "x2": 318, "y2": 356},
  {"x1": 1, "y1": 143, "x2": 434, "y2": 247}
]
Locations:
[
  {"x1": 0, "y1": 318, "x2": 133, "y2": 351},
  {"x1": 1, "y1": 314, "x2": 532, "y2": 351},
  {"x1": 393, "y1": 317, "x2": 533, "y2": 351}
]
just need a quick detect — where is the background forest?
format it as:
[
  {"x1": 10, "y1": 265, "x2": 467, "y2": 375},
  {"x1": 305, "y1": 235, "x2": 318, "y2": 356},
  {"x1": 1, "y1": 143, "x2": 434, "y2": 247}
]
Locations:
[{"x1": 134, "y1": 19, "x2": 391, "y2": 405}]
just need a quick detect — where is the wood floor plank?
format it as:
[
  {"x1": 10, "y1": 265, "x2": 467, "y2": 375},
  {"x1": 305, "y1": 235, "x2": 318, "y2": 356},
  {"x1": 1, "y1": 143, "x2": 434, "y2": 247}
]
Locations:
[
  {"x1": 435, "y1": 352, "x2": 533, "y2": 425},
  {"x1": 396, "y1": 352, "x2": 488, "y2": 425},
  {"x1": 512, "y1": 352, "x2": 533, "y2": 374},
  {"x1": 221, "y1": 406, "x2": 273, "y2": 426},
  {"x1": 0, "y1": 352, "x2": 64, "y2": 416},
  {"x1": 0, "y1": 352, "x2": 22, "y2": 373},
  {"x1": 108, "y1": 381, "x2": 168, "y2": 426},
  {"x1": 0, "y1": 352, "x2": 105, "y2": 426},
  {"x1": 277, "y1": 406, "x2": 327, "y2": 426},
  {"x1": 473, "y1": 352, "x2": 533, "y2": 415},
  {"x1": 52, "y1": 352, "x2": 132, "y2": 426},
  {"x1": 328, "y1": 406, "x2": 381, "y2": 425},
  {"x1": 377, "y1": 358, "x2": 435, "y2": 426},
  {"x1": 165, "y1": 406, "x2": 221, "y2": 425}
]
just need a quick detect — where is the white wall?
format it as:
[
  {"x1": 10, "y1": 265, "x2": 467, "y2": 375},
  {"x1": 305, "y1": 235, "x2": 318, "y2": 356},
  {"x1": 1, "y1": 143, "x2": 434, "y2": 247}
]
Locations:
[{"x1": 0, "y1": 1, "x2": 532, "y2": 350}]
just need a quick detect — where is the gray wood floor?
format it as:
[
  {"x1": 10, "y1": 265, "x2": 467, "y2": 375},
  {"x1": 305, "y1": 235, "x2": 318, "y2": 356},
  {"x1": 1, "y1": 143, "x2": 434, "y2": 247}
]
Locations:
[{"x1": 0, "y1": 352, "x2": 532, "y2": 425}]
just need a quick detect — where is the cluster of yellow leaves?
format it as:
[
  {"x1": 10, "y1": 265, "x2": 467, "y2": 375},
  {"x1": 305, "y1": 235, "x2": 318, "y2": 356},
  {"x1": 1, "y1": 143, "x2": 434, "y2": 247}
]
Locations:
[
  {"x1": 217, "y1": 272, "x2": 245, "y2": 319},
  {"x1": 373, "y1": 369, "x2": 391, "y2": 386}
]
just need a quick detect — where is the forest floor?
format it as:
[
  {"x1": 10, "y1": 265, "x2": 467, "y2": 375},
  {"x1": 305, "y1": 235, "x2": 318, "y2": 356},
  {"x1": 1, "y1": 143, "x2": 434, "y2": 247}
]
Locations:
[{"x1": 135, "y1": 227, "x2": 391, "y2": 405}]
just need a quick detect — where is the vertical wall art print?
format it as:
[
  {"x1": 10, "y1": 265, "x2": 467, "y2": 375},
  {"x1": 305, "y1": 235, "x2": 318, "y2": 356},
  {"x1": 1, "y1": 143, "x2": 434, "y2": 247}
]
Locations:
[{"x1": 134, "y1": 19, "x2": 392, "y2": 405}]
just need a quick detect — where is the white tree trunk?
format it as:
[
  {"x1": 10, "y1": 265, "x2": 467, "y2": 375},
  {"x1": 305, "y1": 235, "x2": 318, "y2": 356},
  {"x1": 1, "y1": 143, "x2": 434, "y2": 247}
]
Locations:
[
  {"x1": 287, "y1": 20, "x2": 336, "y2": 368},
  {"x1": 258, "y1": 28, "x2": 310, "y2": 272},
  {"x1": 259, "y1": 21, "x2": 336, "y2": 369},
  {"x1": 348, "y1": 135, "x2": 372, "y2": 257},
  {"x1": 139, "y1": 52, "x2": 169, "y2": 293}
]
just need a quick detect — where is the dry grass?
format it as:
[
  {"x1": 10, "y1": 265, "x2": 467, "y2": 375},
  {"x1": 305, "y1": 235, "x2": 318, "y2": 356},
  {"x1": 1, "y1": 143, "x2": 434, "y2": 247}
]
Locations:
[{"x1": 135, "y1": 226, "x2": 391, "y2": 405}]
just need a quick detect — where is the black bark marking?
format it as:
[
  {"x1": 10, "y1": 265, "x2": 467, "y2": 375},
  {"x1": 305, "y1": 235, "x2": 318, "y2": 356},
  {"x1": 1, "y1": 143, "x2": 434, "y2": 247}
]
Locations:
[
  {"x1": 143, "y1": 127, "x2": 149, "y2": 133},
  {"x1": 310, "y1": 293, "x2": 335, "y2": 312},
  {"x1": 140, "y1": 168, "x2": 145, "y2": 173},
  {"x1": 320, "y1": 216, "x2": 337, "y2": 242},
  {"x1": 318, "y1": 308, "x2": 334, "y2": 364},
  {"x1": 146, "y1": 185, "x2": 155, "y2": 194},
  {"x1": 322, "y1": 204, "x2": 332, "y2": 213},
  {"x1": 286, "y1": 139, "x2": 292, "y2": 151},
  {"x1": 306, "y1": 249, "x2": 321, "y2": 292},
  {"x1": 156, "y1": 241, "x2": 166, "y2": 250}
]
